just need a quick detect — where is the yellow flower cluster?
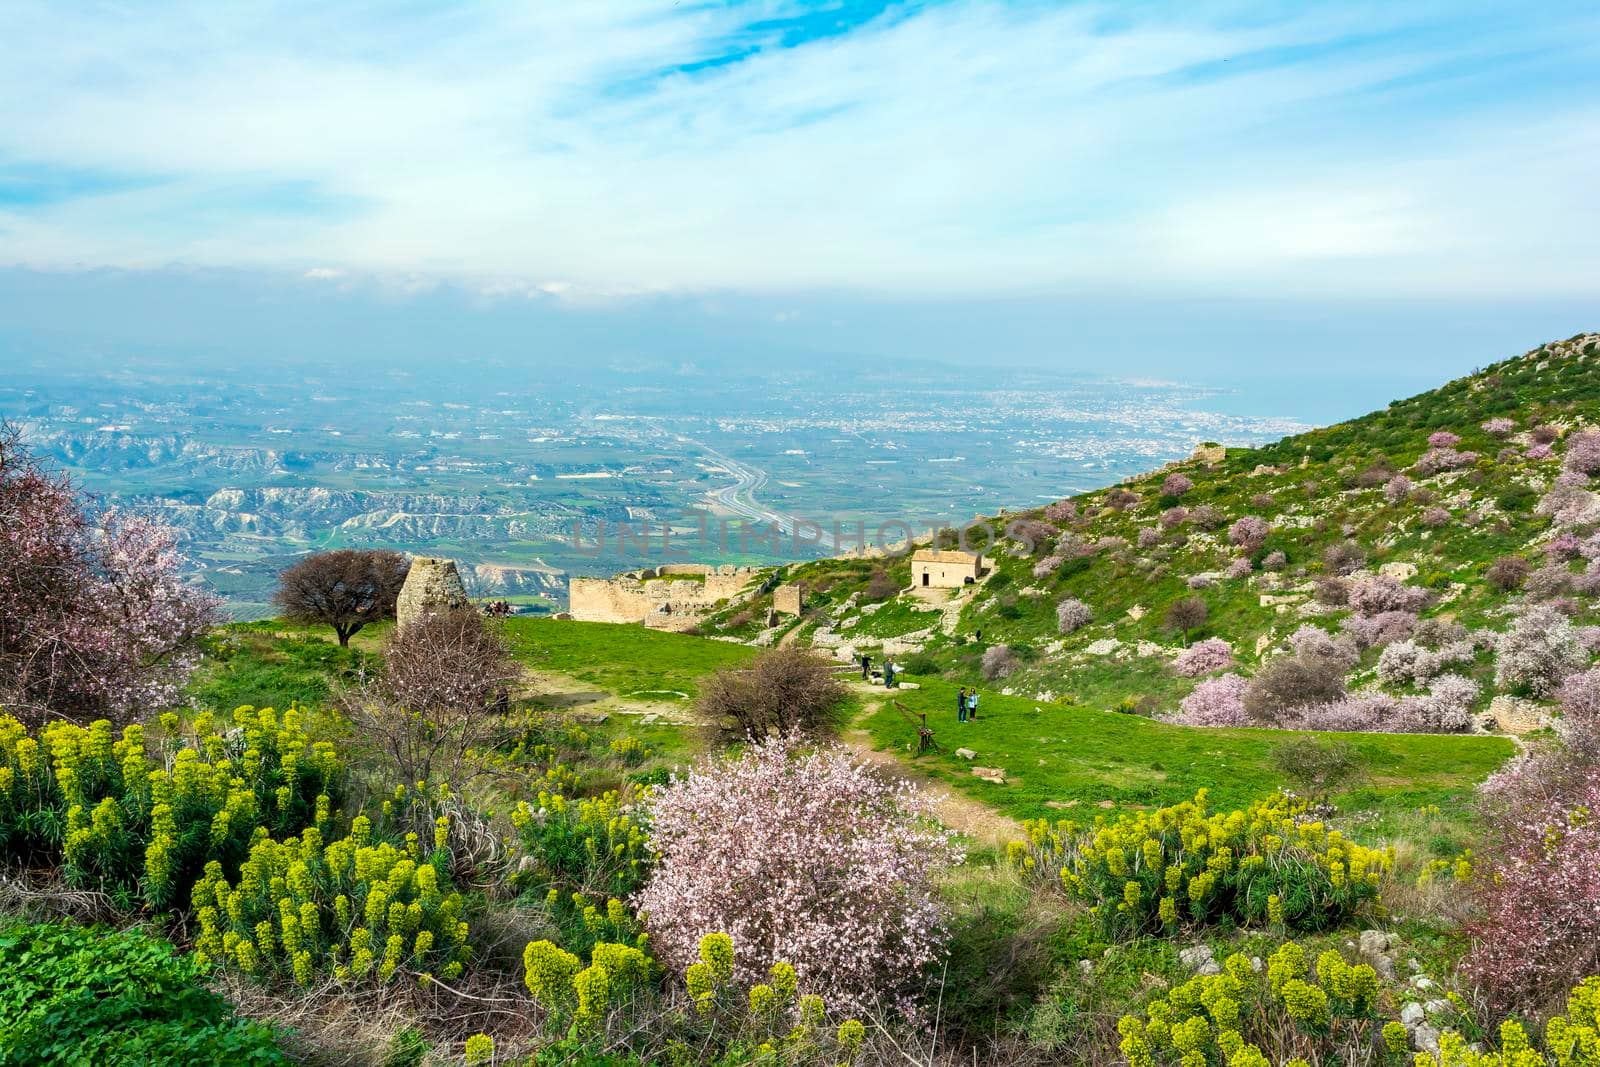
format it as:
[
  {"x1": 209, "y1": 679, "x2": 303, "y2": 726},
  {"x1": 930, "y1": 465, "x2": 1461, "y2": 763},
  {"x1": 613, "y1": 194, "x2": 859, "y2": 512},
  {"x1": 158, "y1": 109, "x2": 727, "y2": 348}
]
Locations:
[
  {"x1": 1117, "y1": 942, "x2": 1378, "y2": 1067},
  {"x1": 0, "y1": 706, "x2": 343, "y2": 911},
  {"x1": 1406, "y1": 976, "x2": 1600, "y2": 1067},
  {"x1": 607, "y1": 736, "x2": 652, "y2": 765},
  {"x1": 1010, "y1": 791, "x2": 1392, "y2": 937},
  {"x1": 522, "y1": 935, "x2": 649, "y2": 1031},
  {"x1": 190, "y1": 814, "x2": 468, "y2": 987},
  {"x1": 511, "y1": 781, "x2": 652, "y2": 898},
  {"x1": 1417, "y1": 848, "x2": 1475, "y2": 888}
]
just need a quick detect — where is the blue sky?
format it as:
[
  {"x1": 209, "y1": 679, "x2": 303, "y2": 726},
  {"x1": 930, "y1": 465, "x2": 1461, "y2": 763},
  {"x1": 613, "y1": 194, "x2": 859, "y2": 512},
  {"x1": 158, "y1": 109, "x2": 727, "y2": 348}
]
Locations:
[{"x1": 0, "y1": 1, "x2": 1597, "y2": 399}]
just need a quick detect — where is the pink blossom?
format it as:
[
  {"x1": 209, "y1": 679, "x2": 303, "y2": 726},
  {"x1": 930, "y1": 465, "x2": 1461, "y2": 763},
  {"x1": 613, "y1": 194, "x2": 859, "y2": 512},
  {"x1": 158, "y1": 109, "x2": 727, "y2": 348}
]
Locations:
[
  {"x1": 636, "y1": 737, "x2": 962, "y2": 1012},
  {"x1": 1172, "y1": 673, "x2": 1248, "y2": 726},
  {"x1": 1526, "y1": 443, "x2": 1555, "y2": 460},
  {"x1": 1428, "y1": 430, "x2": 1462, "y2": 448},
  {"x1": 1173, "y1": 637, "x2": 1233, "y2": 677},
  {"x1": 1563, "y1": 430, "x2": 1600, "y2": 475},
  {"x1": 1227, "y1": 515, "x2": 1269, "y2": 553},
  {"x1": 1413, "y1": 447, "x2": 1479, "y2": 476},
  {"x1": 1056, "y1": 598, "x2": 1092, "y2": 634},
  {"x1": 1383, "y1": 474, "x2": 1412, "y2": 503},
  {"x1": 1160, "y1": 472, "x2": 1193, "y2": 498},
  {"x1": 1346, "y1": 574, "x2": 1428, "y2": 616},
  {"x1": 1481, "y1": 417, "x2": 1516, "y2": 436}
]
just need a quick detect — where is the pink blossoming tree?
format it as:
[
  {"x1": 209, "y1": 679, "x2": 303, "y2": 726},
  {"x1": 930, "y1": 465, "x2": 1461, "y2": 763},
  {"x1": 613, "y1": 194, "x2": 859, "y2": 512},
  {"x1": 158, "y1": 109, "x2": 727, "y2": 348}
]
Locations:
[
  {"x1": 636, "y1": 737, "x2": 961, "y2": 1013},
  {"x1": 0, "y1": 425, "x2": 220, "y2": 723}
]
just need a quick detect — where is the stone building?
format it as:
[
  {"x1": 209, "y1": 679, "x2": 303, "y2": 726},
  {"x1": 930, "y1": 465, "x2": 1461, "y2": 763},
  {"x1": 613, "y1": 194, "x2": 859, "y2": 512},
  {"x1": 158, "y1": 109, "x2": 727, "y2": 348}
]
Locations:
[
  {"x1": 396, "y1": 556, "x2": 469, "y2": 628},
  {"x1": 909, "y1": 548, "x2": 987, "y2": 589}
]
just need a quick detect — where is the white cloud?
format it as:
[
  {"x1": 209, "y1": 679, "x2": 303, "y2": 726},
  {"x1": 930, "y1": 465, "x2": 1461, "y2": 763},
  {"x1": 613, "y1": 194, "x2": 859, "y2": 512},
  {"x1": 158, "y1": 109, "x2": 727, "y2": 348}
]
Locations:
[{"x1": 0, "y1": 1, "x2": 1597, "y2": 299}]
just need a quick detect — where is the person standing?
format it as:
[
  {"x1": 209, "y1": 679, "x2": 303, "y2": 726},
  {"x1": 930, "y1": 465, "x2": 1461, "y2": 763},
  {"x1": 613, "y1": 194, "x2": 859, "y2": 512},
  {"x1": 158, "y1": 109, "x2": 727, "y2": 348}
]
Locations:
[
  {"x1": 967, "y1": 689, "x2": 980, "y2": 721},
  {"x1": 957, "y1": 687, "x2": 968, "y2": 723},
  {"x1": 861, "y1": 653, "x2": 872, "y2": 680},
  {"x1": 884, "y1": 660, "x2": 895, "y2": 688}
]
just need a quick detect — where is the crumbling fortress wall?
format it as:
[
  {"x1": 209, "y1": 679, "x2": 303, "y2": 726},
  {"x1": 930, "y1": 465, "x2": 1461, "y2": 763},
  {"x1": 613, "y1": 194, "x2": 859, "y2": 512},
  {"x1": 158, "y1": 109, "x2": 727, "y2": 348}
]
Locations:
[{"x1": 569, "y1": 564, "x2": 760, "y2": 630}]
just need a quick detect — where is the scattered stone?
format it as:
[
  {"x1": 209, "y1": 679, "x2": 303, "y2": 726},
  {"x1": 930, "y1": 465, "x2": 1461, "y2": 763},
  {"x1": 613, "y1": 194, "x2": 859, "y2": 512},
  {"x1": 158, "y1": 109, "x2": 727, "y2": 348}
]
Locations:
[
  {"x1": 1359, "y1": 929, "x2": 1398, "y2": 981},
  {"x1": 971, "y1": 767, "x2": 1007, "y2": 784},
  {"x1": 1126, "y1": 604, "x2": 1147, "y2": 621},
  {"x1": 1412, "y1": 1024, "x2": 1442, "y2": 1055},
  {"x1": 1400, "y1": 1003, "x2": 1426, "y2": 1028},
  {"x1": 1084, "y1": 639, "x2": 1121, "y2": 656},
  {"x1": 1077, "y1": 959, "x2": 1094, "y2": 976},
  {"x1": 1423, "y1": 999, "x2": 1451, "y2": 1017},
  {"x1": 1046, "y1": 799, "x2": 1081, "y2": 809},
  {"x1": 1411, "y1": 976, "x2": 1437, "y2": 993},
  {"x1": 1179, "y1": 945, "x2": 1220, "y2": 976},
  {"x1": 1096, "y1": 800, "x2": 1115, "y2": 809},
  {"x1": 955, "y1": 747, "x2": 977, "y2": 760},
  {"x1": 1379, "y1": 561, "x2": 1419, "y2": 581}
]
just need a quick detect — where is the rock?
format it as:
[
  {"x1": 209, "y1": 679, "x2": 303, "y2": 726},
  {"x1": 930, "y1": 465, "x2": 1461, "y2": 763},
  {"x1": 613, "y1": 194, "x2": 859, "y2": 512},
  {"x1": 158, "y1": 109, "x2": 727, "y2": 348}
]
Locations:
[
  {"x1": 1359, "y1": 930, "x2": 1398, "y2": 980},
  {"x1": 1046, "y1": 799, "x2": 1081, "y2": 809},
  {"x1": 1411, "y1": 976, "x2": 1437, "y2": 993},
  {"x1": 1178, "y1": 945, "x2": 1220, "y2": 976},
  {"x1": 1379, "y1": 562, "x2": 1419, "y2": 581},
  {"x1": 1400, "y1": 1003, "x2": 1426, "y2": 1028},
  {"x1": 1423, "y1": 999, "x2": 1451, "y2": 1017},
  {"x1": 1412, "y1": 1024, "x2": 1442, "y2": 1055},
  {"x1": 971, "y1": 767, "x2": 1007, "y2": 784},
  {"x1": 1126, "y1": 604, "x2": 1147, "y2": 621},
  {"x1": 396, "y1": 556, "x2": 469, "y2": 628},
  {"x1": 1096, "y1": 800, "x2": 1115, "y2": 809},
  {"x1": 1077, "y1": 959, "x2": 1094, "y2": 976},
  {"x1": 955, "y1": 747, "x2": 977, "y2": 760},
  {"x1": 1255, "y1": 634, "x2": 1272, "y2": 656},
  {"x1": 1084, "y1": 639, "x2": 1121, "y2": 656},
  {"x1": 1191, "y1": 443, "x2": 1226, "y2": 465},
  {"x1": 1489, "y1": 695, "x2": 1549, "y2": 735}
]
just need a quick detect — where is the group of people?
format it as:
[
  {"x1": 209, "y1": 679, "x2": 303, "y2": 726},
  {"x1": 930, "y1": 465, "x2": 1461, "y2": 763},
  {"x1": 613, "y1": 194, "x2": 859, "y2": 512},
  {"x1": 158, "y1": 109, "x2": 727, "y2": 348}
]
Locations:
[
  {"x1": 957, "y1": 686, "x2": 980, "y2": 722},
  {"x1": 859, "y1": 653, "x2": 902, "y2": 688}
]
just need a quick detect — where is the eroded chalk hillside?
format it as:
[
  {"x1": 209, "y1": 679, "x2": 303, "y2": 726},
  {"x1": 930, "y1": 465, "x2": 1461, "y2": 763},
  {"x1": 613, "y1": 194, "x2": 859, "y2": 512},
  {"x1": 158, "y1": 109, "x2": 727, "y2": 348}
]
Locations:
[{"x1": 699, "y1": 333, "x2": 1600, "y2": 737}]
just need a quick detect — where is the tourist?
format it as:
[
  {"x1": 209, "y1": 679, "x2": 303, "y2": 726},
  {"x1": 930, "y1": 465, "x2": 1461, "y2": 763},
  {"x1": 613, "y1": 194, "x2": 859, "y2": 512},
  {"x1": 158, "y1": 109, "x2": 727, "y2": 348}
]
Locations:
[
  {"x1": 967, "y1": 689, "x2": 979, "y2": 721},
  {"x1": 957, "y1": 687, "x2": 968, "y2": 723},
  {"x1": 861, "y1": 653, "x2": 872, "y2": 680},
  {"x1": 884, "y1": 660, "x2": 896, "y2": 688}
]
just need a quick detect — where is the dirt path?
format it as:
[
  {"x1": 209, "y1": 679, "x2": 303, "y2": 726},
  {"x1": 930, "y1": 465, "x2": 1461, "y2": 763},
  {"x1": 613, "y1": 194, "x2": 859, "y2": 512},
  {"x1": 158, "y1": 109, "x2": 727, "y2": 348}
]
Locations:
[{"x1": 844, "y1": 700, "x2": 1023, "y2": 850}]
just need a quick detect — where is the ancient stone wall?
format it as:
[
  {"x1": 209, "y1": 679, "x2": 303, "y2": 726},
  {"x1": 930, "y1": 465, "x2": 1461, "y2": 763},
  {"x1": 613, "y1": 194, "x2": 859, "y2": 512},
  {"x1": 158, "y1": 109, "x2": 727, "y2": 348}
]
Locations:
[
  {"x1": 772, "y1": 583, "x2": 804, "y2": 617},
  {"x1": 568, "y1": 563, "x2": 760, "y2": 626}
]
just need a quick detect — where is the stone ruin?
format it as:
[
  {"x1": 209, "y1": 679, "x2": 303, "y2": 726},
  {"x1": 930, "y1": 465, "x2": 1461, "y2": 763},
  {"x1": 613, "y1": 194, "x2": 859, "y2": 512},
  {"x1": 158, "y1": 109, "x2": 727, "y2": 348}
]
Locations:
[
  {"x1": 396, "y1": 556, "x2": 469, "y2": 629},
  {"x1": 568, "y1": 563, "x2": 764, "y2": 631}
]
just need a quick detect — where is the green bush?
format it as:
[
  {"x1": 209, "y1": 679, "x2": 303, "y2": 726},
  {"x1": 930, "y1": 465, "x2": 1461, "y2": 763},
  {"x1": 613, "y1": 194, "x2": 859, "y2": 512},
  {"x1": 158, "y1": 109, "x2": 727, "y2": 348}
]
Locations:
[
  {"x1": 0, "y1": 707, "x2": 343, "y2": 911},
  {"x1": 0, "y1": 921, "x2": 287, "y2": 1066},
  {"x1": 1008, "y1": 792, "x2": 1392, "y2": 939}
]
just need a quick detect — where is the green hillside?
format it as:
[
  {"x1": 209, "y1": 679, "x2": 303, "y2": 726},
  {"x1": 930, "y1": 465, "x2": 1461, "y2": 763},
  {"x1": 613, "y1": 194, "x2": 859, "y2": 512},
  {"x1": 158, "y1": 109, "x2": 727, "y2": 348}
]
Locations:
[{"x1": 699, "y1": 333, "x2": 1600, "y2": 725}]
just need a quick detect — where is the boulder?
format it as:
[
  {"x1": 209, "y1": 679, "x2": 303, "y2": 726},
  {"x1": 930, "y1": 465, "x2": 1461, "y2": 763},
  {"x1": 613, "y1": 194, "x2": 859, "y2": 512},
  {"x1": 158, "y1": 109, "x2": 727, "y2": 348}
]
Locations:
[
  {"x1": 955, "y1": 747, "x2": 977, "y2": 760},
  {"x1": 396, "y1": 556, "x2": 469, "y2": 629},
  {"x1": 971, "y1": 767, "x2": 1007, "y2": 784},
  {"x1": 1178, "y1": 945, "x2": 1220, "y2": 976},
  {"x1": 1379, "y1": 561, "x2": 1419, "y2": 581}
]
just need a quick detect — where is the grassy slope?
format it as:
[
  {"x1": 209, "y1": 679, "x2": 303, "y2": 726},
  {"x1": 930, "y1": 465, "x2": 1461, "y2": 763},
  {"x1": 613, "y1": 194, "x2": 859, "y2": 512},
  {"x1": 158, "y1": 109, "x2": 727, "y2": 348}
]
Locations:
[
  {"x1": 861, "y1": 672, "x2": 1512, "y2": 824},
  {"x1": 700, "y1": 334, "x2": 1600, "y2": 717}
]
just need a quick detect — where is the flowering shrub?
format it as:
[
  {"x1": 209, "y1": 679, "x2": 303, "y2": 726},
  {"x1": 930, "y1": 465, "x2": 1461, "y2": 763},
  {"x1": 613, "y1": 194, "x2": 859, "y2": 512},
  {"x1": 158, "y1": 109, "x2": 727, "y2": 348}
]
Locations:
[
  {"x1": 1161, "y1": 473, "x2": 1193, "y2": 498},
  {"x1": 1032, "y1": 554, "x2": 1064, "y2": 579},
  {"x1": 981, "y1": 645, "x2": 1019, "y2": 680},
  {"x1": 0, "y1": 425, "x2": 220, "y2": 723},
  {"x1": 1375, "y1": 639, "x2": 1473, "y2": 688},
  {"x1": 1384, "y1": 474, "x2": 1412, "y2": 503},
  {"x1": 1286, "y1": 626, "x2": 1358, "y2": 672},
  {"x1": 1564, "y1": 430, "x2": 1600, "y2": 475},
  {"x1": 1346, "y1": 574, "x2": 1428, "y2": 616},
  {"x1": 1465, "y1": 766, "x2": 1600, "y2": 1010},
  {"x1": 1008, "y1": 792, "x2": 1390, "y2": 939},
  {"x1": 1115, "y1": 942, "x2": 1382, "y2": 1067},
  {"x1": 1495, "y1": 604, "x2": 1585, "y2": 697},
  {"x1": 1428, "y1": 430, "x2": 1462, "y2": 448},
  {"x1": 1186, "y1": 574, "x2": 1214, "y2": 590},
  {"x1": 1057, "y1": 598, "x2": 1092, "y2": 634},
  {"x1": 1528, "y1": 443, "x2": 1555, "y2": 460},
  {"x1": 1226, "y1": 557, "x2": 1254, "y2": 579},
  {"x1": 1174, "y1": 638, "x2": 1234, "y2": 678},
  {"x1": 1481, "y1": 417, "x2": 1516, "y2": 436},
  {"x1": 1160, "y1": 507, "x2": 1188, "y2": 530},
  {"x1": 1340, "y1": 611, "x2": 1417, "y2": 650},
  {"x1": 190, "y1": 813, "x2": 471, "y2": 988},
  {"x1": 636, "y1": 737, "x2": 960, "y2": 1013},
  {"x1": 511, "y1": 781, "x2": 652, "y2": 900},
  {"x1": 1228, "y1": 517, "x2": 1269, "y2": 554},
  {"x1": 0, "y1": 706, "x2": 342, "y2": 911},
  {"x1": 1173, "y1": 674, "x2": 1248, "y2": 726},
  {"x1": 1413, "y1": 447, "x2": 1479, "y2": 476},
  {"x1": 1044, "y1": 499, "x2": 1078, "y2": 523},
  {"x1": 1420, "y1": 506, "x2": 1451, "y2": 528},
  {"x1": 1137, "y1": 527, "x2": 1162, "y2": 549}
]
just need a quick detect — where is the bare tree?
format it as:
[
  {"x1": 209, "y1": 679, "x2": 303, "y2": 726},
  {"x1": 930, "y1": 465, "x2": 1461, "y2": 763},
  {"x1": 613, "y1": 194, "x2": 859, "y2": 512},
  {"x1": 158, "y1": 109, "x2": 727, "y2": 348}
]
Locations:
[
  {"x1": 272, "y1": 549, "x2": 410, "y2": 646},
  {"x1": 1163, "y1": 596, "x2": 1209, "y2": 646},
  {"x1": 346, "y1": 609, "x2": 520, "y2": 789},
  {"x1": 695, "y1": 647, "x2": 849, "y2": 744}
]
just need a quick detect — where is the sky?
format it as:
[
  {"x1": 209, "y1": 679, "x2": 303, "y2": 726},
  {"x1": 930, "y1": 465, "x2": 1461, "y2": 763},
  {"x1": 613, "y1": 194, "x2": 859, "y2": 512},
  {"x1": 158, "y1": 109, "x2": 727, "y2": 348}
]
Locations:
[{"x1": 1, "y1": 1, "x2": 1598, "y2": 415}]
